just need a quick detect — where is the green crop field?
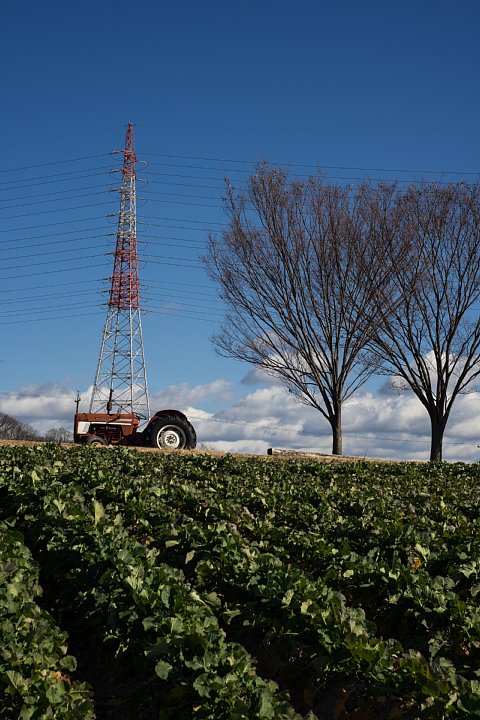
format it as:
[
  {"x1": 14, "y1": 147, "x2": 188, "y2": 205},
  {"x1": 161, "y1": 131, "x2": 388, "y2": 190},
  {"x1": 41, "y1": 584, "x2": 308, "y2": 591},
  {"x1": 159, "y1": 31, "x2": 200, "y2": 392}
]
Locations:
[{"x1": 1, "y1": 445, "x2": 479, "y2": 719}]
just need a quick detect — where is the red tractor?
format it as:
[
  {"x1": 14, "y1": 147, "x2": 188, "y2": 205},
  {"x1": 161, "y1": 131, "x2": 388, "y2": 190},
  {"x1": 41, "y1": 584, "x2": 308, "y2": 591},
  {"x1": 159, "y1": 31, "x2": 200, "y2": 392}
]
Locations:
[{"x1": 73, "y1": 409, "x2": 197, "y2": 450}]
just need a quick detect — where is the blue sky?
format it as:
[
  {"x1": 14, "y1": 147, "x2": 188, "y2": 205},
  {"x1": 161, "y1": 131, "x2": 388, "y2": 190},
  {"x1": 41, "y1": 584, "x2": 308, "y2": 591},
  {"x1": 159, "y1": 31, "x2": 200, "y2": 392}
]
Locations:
[{"x1": 1, "y1": 1, "x2": 480, "y2": 459}]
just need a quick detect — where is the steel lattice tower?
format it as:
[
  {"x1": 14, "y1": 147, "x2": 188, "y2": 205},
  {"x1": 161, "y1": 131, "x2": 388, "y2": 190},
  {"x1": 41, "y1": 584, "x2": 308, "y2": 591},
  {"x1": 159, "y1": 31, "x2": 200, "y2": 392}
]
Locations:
[{"x1": 89, "y1": 123, "x2": 150, "y2": 419}]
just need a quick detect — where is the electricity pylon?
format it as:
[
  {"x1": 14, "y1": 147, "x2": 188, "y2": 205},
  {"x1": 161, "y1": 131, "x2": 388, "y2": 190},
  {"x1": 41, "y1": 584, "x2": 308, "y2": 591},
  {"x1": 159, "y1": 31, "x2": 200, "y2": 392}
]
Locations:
[{"x1": 89, "y1": 123, "x2": 150, "y2": 419}]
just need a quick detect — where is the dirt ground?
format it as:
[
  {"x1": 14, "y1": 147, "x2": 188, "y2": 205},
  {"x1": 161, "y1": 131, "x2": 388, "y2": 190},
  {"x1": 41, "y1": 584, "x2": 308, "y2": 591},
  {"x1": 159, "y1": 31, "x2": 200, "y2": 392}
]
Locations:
[{"x1": 0, "y1": 438, "x2": 420, "y2": 464}]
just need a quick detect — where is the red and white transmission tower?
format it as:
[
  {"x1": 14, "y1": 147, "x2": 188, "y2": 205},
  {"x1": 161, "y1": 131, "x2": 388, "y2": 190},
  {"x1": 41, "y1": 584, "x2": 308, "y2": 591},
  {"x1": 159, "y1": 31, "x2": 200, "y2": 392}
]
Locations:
[{"x1": 89, "y1": 123, "x2": 150, "y2": 419}]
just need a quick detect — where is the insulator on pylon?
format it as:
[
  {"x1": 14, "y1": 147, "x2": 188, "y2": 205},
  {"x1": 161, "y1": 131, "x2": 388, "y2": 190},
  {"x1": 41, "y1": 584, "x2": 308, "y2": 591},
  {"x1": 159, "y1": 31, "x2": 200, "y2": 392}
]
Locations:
[{"x1": 89, "y1": 123, "x2": 150, "y2": 420}]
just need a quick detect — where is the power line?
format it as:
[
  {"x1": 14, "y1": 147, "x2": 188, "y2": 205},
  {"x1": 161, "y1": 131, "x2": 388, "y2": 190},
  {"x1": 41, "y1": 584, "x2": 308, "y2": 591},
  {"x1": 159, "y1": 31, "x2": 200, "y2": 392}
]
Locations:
[
  {"x1": 146, "y1": 302, "x2": 223, "y2": 317},
  {"x1": 0, "y1": 215, "x2": 225, "y2": 235},
  {"x1": 3, "y1": 151, "x2": 477, "y2": 182},
  {"x1": 142, "y1": 232, "x2": 206, "y2": 245},
  {"x1": 2, "y1": 154, "x2": 477, "y2": 202},
  {"x1": 145, "y1": 278, "x2": 216, "y2": 291},
  {"x1": 0, "y1": 285, "x2": 219, "y2": 307},
  {"x1": 0, "y1": 232, "x2": 110, "y2": 254},
  {"x1": 144, "y1": 251, "x2": 203, "y2": 264},
  {"x1": 0, "y1": 301, "x2": 220, "y2": 325},
  {"x1": 186, "y1": 412, "x2": 470, "y2": 448},
  {"x1": 143, "y1": 290, "x2": 223, "y2": 308},
  {"x1": 0, "y1": 288, "x2": 101, "y2": 306},
  {"x1": 0, "y1": 215, "x2": 109, "y2": 233},
  {"x1": 0, "y1": 310, "x2": 104, "y2": 325},
  {"x1": 0, "y1": 252, "x2": 107, "y2": 273},
  {"x1": 0, "y1": 191, "x2": 114, "y2": 212},
  {"x1": 0, "y1": 189, "x2": 287, "y2": 222},
  {"x1": 145, "y1": 215, "x2": 226, "y2": 226},
  {"x1": 0, "y1": 170, "x2": 111, "y2": 193},
  {"x1": 0, "y1": 165, "x2": 112, "y2": 187},
  {"x1": 0, "y1": 243, "x2": 109, "y2": 263},
  {"x1": 0, "y1": 306, "x2": 219, "y2": 326},
  {"x1": 143, "y1": 188, "x2": 222, "y2": 201},
  {"x1": 143, "y1": 197, "x2": 222, "y2": 209},
  {"x1": 145, "y1": 258, "x2": 203, "y2": 269},
  {"x1": 145, "y1": 299, "x2": 224, "y2": 316},
  {"x1": 147, "y1": 178, "x2": 228, "y2": 191},
  {"x1": 0, "y1": 154, "x2": 110, "y2": 174},
  {"x1": 144, "y1": 161, "x2": 257, "y2": 175},
  {"x1": 0, "y1": 230, "x2": 207, "y2": 254},
  {"x1": 142, "y1": 166, "x2": 477, "y2": 188},
  {"x1": 142, "y1": 240, "x2": 206, "y2": 252},
  {"x1": 0, "y1": 224, "x2": 111, "y2": 246},
  {"x1": 143, "y1": 279, "x2": 220, "y2": 297},
  {"x1": 145, "y1": 308, "x2": 218, "y2": 324},
  {"x1": 0, "y1": 257, "x2": 204, "y2": 280},
  {"x1": 0, "y1": 200, "x2": 114, "y2": 221},
  {"x1": 0, "y1": 233, "x2": 206, "y2": 255},
  {"x1": 146, "y1": 259, "x2": 205, "y2": 270},
  {"x1": 0, "y1": 301, "x2": 101, "y2": 318},
  {"x1": 142, "y1": 169, "x2": 245, "y2": 184},
  {"x1": 0, "y1": 262, "x2": 109, "y2": 281},
  {"x1": 142, "y1": 152, "x2": 480, "y2": 178},
  {"x1": 0, "y1": 278, "x2": 104, "y2": 294},
  {"x1": 0, "y1": 184, "x2": 117, "y2": 205},
  {"x1": 145, "y1": 221, "x2": 225, "y2": 232}
]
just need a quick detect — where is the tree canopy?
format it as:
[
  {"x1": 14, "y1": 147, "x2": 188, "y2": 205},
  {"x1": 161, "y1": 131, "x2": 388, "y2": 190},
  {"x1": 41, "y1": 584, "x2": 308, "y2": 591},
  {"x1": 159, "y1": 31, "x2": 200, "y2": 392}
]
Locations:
[
  {"x1": 206, "y1": 167, "x2": 480, "y2": 460},
  {"x1": 205, "y1": 168, "x2": 393, "y2": 454}
]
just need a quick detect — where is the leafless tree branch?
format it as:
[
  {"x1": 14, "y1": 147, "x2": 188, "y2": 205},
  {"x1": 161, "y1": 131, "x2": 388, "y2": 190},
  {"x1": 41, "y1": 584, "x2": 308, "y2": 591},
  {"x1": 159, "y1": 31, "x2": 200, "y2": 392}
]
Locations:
[{"x1": 204, "y1": 166, "x2": 391, "y2": 454}]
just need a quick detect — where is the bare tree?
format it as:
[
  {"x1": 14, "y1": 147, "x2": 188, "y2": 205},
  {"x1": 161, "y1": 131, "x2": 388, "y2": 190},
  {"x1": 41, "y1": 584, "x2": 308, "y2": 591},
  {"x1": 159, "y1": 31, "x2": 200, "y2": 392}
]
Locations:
[
  {"x1": 205, "y1": 167, "x2": 392, "y2": 455},
  {"x1": 370, "y1": 182, "x2": 480, "y2": 461},
  {"x1": 0, "y1": 412, "x2": 41, "y2": 441},
  {"x1": 44, "y1": 427, "x2": 73, "y2": 443}
]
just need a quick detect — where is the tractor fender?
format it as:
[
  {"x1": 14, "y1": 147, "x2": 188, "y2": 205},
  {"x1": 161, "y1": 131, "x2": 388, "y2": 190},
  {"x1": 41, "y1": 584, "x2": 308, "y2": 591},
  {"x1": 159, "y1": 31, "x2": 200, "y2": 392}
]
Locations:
[{"x1": 145, "y1": 409, "x2": 189, "y2": 428}]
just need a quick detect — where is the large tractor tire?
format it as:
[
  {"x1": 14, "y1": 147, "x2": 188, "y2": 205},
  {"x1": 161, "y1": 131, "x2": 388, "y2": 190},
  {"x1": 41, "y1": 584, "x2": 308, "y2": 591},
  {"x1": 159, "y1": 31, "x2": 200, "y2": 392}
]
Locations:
[{"x1": 147, "y1": 415, "x2": 197, "y2": 450}]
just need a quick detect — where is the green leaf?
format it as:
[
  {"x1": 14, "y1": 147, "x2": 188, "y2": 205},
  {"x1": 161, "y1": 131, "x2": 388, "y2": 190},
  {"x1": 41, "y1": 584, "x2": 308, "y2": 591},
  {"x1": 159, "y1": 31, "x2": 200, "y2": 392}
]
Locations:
[
  {"x1": 155, "y1": 661, "x2": 173, "y2": 680},
  {"x1": 53, "y1": 499, "x2": 66, "y2": 514},
  {"x1": 6, "y1": 670, "x2": 26, "y2": 693},
  {"x1": 258, "y1": 688, "x2": 275, "y2": 718},
  {"x1": 471, "y1": 583, "x2": 480, "y2": 597},
  {"x1": 165, "y1": 539, "x2": 180, "y2": 548},
  {"x1": 193, "y1": 673, "x2": 211, "y2": 698},
  {"x1": 61, "y1": 655, "x2": 77, "y2": 672},
  {"x1": 93, "y1": 500, "x2": 105, "y2": 525}
]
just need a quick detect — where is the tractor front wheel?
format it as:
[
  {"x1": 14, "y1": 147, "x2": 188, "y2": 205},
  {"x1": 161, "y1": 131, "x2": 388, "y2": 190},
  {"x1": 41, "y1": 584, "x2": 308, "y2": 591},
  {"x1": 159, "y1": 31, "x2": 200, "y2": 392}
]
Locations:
[
  {"x1": 86, "y1": 435, "x2": 108, "y2": 446},
  {"x1": 147, "y1": 415, "x2": 196, "y2": 450}
]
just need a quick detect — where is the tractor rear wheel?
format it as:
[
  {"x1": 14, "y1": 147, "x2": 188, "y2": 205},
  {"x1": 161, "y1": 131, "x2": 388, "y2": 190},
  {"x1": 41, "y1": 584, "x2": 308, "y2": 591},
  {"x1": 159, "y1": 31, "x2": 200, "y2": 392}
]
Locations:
[{"x1": 147, "y1": 415, "x2": 196, "y2": 450}]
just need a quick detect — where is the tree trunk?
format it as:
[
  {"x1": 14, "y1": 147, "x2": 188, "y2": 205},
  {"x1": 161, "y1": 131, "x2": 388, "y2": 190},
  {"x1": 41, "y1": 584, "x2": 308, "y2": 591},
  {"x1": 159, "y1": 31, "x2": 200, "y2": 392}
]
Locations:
[
  {"x1": 429, "y1": 413, "x2": 445, "y2": 462},
  {"x1": 330, "y1": 406, "x2": 343, "y2": 456}
]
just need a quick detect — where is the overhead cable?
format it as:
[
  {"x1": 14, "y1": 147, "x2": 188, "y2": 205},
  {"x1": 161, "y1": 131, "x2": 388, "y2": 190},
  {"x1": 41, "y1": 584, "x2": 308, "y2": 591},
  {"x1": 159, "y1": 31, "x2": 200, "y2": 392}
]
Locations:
[
  {"x1": 0, "y1": 165, "x2": 112, "y2": 187},
  {"x1": 142, "y1": 152, "x2": 480, "y2": 177},
  {"x1": 0, "y1": 154, "x2": 110, "y2": 174}
]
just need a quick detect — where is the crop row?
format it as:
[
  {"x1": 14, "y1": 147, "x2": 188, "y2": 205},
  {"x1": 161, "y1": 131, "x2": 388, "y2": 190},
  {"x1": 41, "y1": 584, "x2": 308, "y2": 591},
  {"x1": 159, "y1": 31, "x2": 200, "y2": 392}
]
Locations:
[
  {"x1": 60, "y1": 447, "x2": 480, "y2": 684},
  {"x1": 1, "y1": 444, "x2": 480, "y2": 718},
  {"x1": 0, "y1": 521, "x2": 94, "y2": 719},
  {"x1": 101, "y1": 486, "x2": 480, "y2": 716},
  {"x1": 0, "y1": 448, "x2": 305, "y2": 719}
]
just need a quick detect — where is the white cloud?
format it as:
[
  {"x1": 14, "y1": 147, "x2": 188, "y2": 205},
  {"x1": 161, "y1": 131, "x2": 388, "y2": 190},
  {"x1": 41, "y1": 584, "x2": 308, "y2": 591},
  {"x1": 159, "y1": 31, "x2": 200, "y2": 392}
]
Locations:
[
  {"x1": 1, "y1": 379, "x2": 480, "y2": 462},
  {"x1": 150, "y1": 379, "x2": 234, "y2": 409},
  {"x1": 0, "y1": 383, "x2": 76, "y2": 434},
  {"x1": 241, "y1": 367, "x2": 279, "y2": 386},
  {"x1": 162, "y1": 384, "x2": 480, "y2": 461}
]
